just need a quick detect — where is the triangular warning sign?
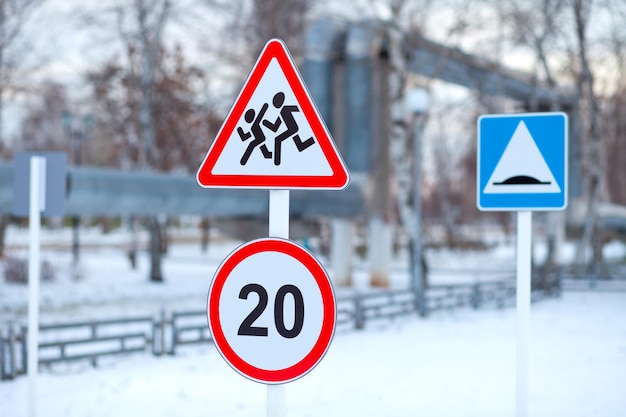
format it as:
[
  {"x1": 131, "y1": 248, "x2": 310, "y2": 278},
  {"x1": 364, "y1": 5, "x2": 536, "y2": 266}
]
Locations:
[
  {"x1": 484, "y1": 121, "x2": 560, "y2": 194},
  {"x1": 196, "y1": 39, "x2": 349, "y2": 190}
]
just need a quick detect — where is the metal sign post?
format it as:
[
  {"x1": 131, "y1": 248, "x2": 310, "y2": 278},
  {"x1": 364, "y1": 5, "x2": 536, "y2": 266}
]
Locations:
[
  {"x1": 13, "y1": 152, "x2": 66, "y2": 417},
  {"x1": 28, "y1": 156, "x2": 45, "y2": 417},
  {"x1": 477, "y1": 112, "x2": 568, "y2": 417},
  {"x1": 206, "y1": 191, "x2": 336, "y2": 414},
  {"x1": 268, "y1": 189, "x2": 289, "y2": 417},
  {"x1": 516, "y1": 211, "x2": 532, "y2": 417}
]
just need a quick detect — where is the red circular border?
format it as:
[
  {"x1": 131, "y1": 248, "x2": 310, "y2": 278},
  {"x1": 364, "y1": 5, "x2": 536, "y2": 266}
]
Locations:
[{"x1": 207, "y1": 238, "x2": 336, "y2": 384}]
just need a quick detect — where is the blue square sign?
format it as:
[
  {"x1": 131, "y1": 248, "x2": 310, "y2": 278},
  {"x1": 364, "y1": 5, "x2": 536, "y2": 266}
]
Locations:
[{"x1": 477, "y1": 112, "x2": 568, "y2": 211}]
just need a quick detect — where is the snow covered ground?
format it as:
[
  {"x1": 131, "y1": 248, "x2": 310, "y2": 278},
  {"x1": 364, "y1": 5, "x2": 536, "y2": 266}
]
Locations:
[
  {"x1": 0, "y1": 225, "x2": 525, "y2": 324},
  {"x1": 2, "y1": 291, "x2": 625, "y2": 417},
  {"x1": 1, "y1": 226, "x2": 626, "y2": 416}
]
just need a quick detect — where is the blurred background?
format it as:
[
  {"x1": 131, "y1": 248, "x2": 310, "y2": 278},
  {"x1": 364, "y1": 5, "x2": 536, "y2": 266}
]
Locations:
[
  {"x1": 0, "y1": 0, "x2": 623, "y2": 284},
  {"x1": 0, "y1": 1, "x2": 625, "y2": 416}
]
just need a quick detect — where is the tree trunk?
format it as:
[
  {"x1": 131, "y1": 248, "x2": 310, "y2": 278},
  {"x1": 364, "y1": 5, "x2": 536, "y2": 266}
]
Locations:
[
  {"x1": 148, "y1": 216, "x2": 163, "y2": 283},
  {"x1": 387, "y1": 20, "x2": 413, "y2": 245},
  {"x1": 200, "y1": 217, "x2": 210, "y2": 253},
  {"x1": 134, "y1": 0, "x2": 170, "y2": 283},
  {"x1": 0, "y1": 215, "x2": 9, "y2": 258},
  {"x1": 386, "y1": 9, "x2": 430, "y2": 290},
  {"x1": 136, "y1": 0, "x2": 167, "y2": 169},
  {"x1": 0, "y1": 0, "x2": 5, "y2": 148},
  {"x1": 572, "y1": 0, "x2": 605, "y2": 275},
  {"x1": 127, "y1": 216, "x2": 138, "y2": 269}
]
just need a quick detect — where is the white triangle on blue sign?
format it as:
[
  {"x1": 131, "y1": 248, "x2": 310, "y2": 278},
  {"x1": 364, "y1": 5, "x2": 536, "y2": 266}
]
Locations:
[{"x1": 484, "y1": 121, "x2": 560, "y2": 194}]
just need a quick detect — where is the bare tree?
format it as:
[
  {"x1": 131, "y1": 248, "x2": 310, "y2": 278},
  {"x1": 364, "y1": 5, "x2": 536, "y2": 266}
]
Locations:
[
  {"x1": 244, "y1": 0, "x2": 310, "y2": 59},
  {"x1": 82, "y1": 0, "x2": 199, "y2": 282},
  {"x1": 87, "y1": 43, "x2": 219, "y2": 281},
  {"x1": 605, "y1": 88, "x2": 626, "y2": 207},
  {"x1": 118, "y1": 0, "x2": 171, "y2": 282},
  {"x1": 495, "y1": 0, "x2": 626, "y2": 275},
  {"x1": 569, "y1": 0, "x2": 606, "y2": 274},
  {"x1": 499, "y1": 0, "x2": 567, "y2": 276},
  {"x1": 502, "y1": 0, "x2": 565, "y2": 90},
  {"x1": 0, "y1": 0, "x2": 43, "y2": 258},
  {"x1": 432, "y1": 134, "x2": 460, "y2": 246},
  {"x1": 87, "y1": 46, "x2": 219, "y2": 171},
  {"x1": 604, "y1": 7, "x2": 626, "y2": 208},
  {"x1": 0, "y1": 0, "x2": 41, "y2": 144},
  {"x1": 112, "y1": 0, "x2": 171, "y2": 170},
  {"x1": 386, "y1": 0, "x2": 413, "y2": 248},
  {"x1": 19, "y1": 81, "x2": 69, "y2": 152},
  {"x1": 385, "y1": 0, "x2": 482, "y2": 251},
  {"x1": 199, "y1": 0, "x2": 311, "y2": 102}
]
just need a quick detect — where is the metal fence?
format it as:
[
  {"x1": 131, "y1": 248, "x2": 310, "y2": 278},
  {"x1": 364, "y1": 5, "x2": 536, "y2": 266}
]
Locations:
[
  {"x1": 38, "y1": 316, "x2": 155, "y2": 366},
  {"x1": 543, "y1": 261, "x2": 626, "y2": 291},
  {"x1": 1, "y1": 277, "x2": 559, "y2": 382}
]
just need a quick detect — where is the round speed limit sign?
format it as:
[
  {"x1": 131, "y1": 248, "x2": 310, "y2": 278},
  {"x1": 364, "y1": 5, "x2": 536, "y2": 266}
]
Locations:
[{"x1": 207, "y1": 238, "x2": 336, "y2": 384}]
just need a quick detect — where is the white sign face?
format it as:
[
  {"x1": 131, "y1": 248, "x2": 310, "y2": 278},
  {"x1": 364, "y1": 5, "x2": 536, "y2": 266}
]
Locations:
[
  {"x1": 207, "y1": 238, "x2": 336, "y2": 384},
  {"x1": 483, "y1": 121, "x2": 560, "y2": 194}
]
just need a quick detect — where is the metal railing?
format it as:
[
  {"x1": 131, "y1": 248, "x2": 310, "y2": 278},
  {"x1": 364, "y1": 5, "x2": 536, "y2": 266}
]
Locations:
[
  {"x1": 1, "y1": 277, "x2": 560, "y2": 381},
  {"x1": 1, "y1": 316, "x2": 156, "y2": 380},
  {"x1": 38, "y1": 316, "x2": 154, "y2": 367},
  {"x1": 170, "y1": 310, "x2": 212, "y2": 355},
  {"x1": 0, "y1": 325, "x2": 26, "y2": 381}
]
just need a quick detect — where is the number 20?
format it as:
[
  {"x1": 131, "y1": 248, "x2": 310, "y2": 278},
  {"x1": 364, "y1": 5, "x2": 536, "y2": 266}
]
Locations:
[{"x1": 237, "y1": 283, "x2": 304, "y2": 338}]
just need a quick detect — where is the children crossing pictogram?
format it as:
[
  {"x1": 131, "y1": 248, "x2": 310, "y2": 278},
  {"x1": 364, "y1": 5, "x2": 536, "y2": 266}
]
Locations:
[
  {"x1": 238, "y1": 92, "x2": 316, "y2": 167},
  {"x1": 196, "y1": 39, "x2": 349, "y2": 190}
]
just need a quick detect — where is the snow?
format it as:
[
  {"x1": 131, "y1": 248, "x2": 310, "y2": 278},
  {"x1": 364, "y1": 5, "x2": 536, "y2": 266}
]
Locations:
[
  {"x1": 1, "y1": 226, "x2": 626, "y2": 416},
  {"x1": 0, "y1": 227, "x2": 240, "y2": 323}
]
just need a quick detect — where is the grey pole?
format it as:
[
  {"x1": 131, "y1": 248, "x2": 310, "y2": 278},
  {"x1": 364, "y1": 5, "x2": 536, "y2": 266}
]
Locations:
[
  {"x1": 406, "y1": 88, "x2": 429, "y2": 317},
  {"x1": 412, "y1": 115, "x2": 425, "y2": 316},
  {"x1": 63, "y1": 113, "x2": 94, "y2": 279},
  {"x1": 62, "y1": 112, "x2": 81, "y2": 275}
]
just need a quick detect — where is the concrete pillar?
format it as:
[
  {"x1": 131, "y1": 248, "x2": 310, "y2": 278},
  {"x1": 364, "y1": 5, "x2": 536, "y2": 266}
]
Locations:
[
  {"x1": 304, "y1": 18, "x2": 356, "y2": 286},
  {"x1": 345, "y1": 20, "x2": 393, "y2": 287},
  {"x1": 368, "y1": 216, "x2": 393, "y2": 287},
  {"x1": 330, "y1": 218, "x2": 353, "y2": 286}
]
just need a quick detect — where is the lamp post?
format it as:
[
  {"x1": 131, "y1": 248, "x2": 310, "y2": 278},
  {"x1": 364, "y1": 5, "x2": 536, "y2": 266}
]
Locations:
[
  {"x1": 62, "y1": 112, "x2": 94, "y2": 278},
  {"x1": 405, "y1": 88, "x2": 429, "y2": 317}
]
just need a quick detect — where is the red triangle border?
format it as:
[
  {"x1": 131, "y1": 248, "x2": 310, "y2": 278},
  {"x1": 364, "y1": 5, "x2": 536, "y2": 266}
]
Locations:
[{"x1": 196, "y1": 39, "x2": 349, "y2": 190}]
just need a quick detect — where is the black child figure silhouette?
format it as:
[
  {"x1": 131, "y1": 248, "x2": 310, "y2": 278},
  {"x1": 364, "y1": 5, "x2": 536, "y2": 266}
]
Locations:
[
  {"x1": 263, "y1": 92, "x2": 315, "y2": 166},
  {"x1": 238, "y1": 105, "x2": 273, "y2": 166}
]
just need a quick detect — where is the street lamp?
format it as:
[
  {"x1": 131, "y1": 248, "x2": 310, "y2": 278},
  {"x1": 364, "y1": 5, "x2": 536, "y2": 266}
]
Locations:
[
  {"x1": 62, "y1": 111, "x2": 94, "y2": 278},
  {"x1": 62, "y1": 112, "x2": 94, "y2": 165},
  {"x1": 405, "y1": 88, "x2": 429, "y2": 317}
]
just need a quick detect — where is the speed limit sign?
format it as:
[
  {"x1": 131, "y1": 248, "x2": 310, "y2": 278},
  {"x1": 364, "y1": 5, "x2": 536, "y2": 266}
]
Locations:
[{"x1": 207, "y1": 238, "x2": 336, "y2": 384}]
